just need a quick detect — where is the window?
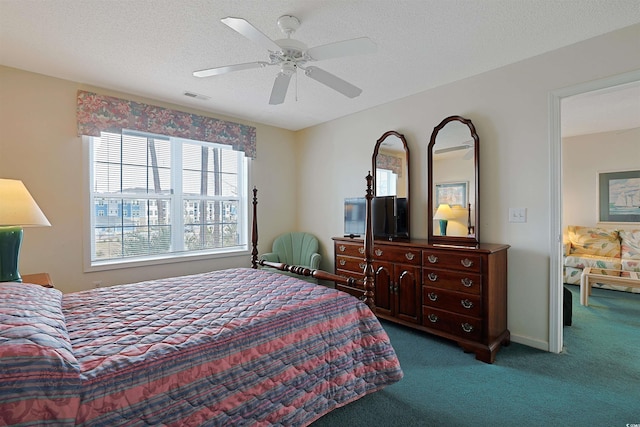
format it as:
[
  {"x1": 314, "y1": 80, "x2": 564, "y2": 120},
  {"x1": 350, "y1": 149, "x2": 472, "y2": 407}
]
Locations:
[
  {"x1": 375, "y1": 168, "x2": 398, "y2": 196},
  {"x1": 89, "y1": 130, "x2": 248, "y2": 267}
]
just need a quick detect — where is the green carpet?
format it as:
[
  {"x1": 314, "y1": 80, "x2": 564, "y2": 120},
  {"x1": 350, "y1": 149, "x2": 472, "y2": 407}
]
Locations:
[{"x1": 312, "y1": 286, "x2": 640, "y2": 426}]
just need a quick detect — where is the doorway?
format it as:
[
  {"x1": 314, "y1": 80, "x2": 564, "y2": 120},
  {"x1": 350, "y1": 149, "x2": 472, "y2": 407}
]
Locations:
[{"x1": 549, "y1": 70, "x2": 640, "y2": 353}]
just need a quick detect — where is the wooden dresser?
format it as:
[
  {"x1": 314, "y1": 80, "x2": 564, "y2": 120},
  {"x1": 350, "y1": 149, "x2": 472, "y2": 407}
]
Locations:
[{"x1": 333, "y1": 237, "x2": 510, "y2": 363}]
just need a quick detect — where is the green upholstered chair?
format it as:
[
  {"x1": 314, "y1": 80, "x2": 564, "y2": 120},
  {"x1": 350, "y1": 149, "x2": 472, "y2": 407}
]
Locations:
[{"x1": 260, "y1": 232, "x2": 321, "y2": 283}]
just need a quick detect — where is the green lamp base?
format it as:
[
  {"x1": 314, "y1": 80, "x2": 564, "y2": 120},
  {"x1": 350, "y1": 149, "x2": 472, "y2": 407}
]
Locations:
[
  {"x1": 438, "y1": 219, "x2": 448, "y2": 236},
  {"x1": 0, "y1": 226, "x2": 23, "y2": 282}
]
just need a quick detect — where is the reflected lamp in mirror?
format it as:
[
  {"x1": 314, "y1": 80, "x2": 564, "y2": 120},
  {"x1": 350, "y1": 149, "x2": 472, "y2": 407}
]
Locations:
[
  {"x1": 0, "y1": 179, "x2": 51, "y2": 282},
  {"x1": 433, "y1": 203, "x2": 454, "y2": 236}
]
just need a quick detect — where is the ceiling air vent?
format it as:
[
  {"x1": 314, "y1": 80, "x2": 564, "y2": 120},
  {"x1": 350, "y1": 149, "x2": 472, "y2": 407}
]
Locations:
[{"x1": 183, "y1": 91, "x2": 210, "y2": 101}]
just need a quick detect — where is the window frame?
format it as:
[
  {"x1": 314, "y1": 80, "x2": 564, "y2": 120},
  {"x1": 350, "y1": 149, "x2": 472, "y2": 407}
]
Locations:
[{"x1": 83, "y1": 131, "x2": 250, "y2": 272}]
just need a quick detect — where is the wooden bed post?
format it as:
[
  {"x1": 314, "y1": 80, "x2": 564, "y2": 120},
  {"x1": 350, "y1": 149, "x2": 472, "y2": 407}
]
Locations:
[
  {"x1": 251, "y1": 187, "x2": 258, "y2": 269},
  {"x1": 362, "y1": 173, "x2": 376, "y2": 311}
]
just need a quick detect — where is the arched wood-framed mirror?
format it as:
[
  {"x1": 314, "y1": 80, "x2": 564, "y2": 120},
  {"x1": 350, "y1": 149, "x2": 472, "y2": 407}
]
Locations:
[
  {"x1": 372, "y1": 130, "x2": 410, "y2": 239},
  {"x1": 428, "y1": 116, "x2": 479, "y2": 246}
]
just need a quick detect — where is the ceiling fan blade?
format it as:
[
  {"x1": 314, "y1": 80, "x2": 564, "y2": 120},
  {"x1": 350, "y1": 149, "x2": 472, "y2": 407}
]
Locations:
[
  {"x1": 269, "y1": 72, "x2": 292, "y2": 105},
  {"x1": 193, "y1": 62, "x2": 269, "y2": 78},
  {"x1": 304, "y1": 66, "x2": 362, "y2": 98},
  {"x1": 221, "y1": 17, "x2": 282, "y2": 52},
  {"x1": 306, "y1": 37, "x2": 377, "y2": 61}
]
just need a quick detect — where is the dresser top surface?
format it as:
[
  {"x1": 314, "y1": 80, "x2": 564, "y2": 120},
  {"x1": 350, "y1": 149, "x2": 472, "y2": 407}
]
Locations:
[{"x1": 332, "y1": 237, "x2": 509, "y2": 254}]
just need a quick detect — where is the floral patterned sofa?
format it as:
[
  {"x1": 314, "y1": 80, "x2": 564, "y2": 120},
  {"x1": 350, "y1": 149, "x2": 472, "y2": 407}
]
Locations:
[{"x1": 563, "y1": 225, "x2": 640, "y2": 293}]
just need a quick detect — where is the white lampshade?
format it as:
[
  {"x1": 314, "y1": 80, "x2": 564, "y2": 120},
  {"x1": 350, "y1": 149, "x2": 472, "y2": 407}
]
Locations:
[
  {"x1": 433, "y1": 203, "x2": 454, "y2": 220},
  {"x1": 0, "y1": 179, "x2": 51, "y2": 227}
]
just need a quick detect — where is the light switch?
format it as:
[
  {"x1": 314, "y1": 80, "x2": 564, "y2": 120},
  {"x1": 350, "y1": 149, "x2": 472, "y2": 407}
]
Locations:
[{"x1": 509, "y1": 207, "x2": 527, "y2": 223}]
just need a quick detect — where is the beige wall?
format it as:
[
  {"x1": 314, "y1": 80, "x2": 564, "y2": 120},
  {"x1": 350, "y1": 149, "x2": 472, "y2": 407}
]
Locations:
[
  {"x1": 296, "y1": 24, "x2": 640, "y2": 349},
  {"x1": 563, "y1": 128, "x2": 640, "y2": 229},
  {"x1": 0, "y1": 66, "x2": 297, "y2": 293}
]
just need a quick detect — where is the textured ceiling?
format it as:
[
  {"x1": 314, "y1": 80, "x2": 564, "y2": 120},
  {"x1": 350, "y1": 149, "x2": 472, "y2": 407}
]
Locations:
[{"x1": 1, "y1": 0, "x2": 639, "y2": 132}]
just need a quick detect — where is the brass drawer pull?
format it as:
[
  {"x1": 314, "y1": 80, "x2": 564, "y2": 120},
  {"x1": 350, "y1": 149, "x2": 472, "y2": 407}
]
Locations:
[
  {"x1": 428, "y1": 313, "x2": 439, "y2": 323},
  {"x1": 405, "y1": 252, "x2": 415, "y2": 261},
  {"x1": 428, "y1": 292, "x2": 438, "y2": 302},
  {"x1": 375, "y1": 249, "x2": 383, "y2": 256},
  {"x1": 461, "y1": 278, "x2": 473, "y2": 287},
  {"x1": 339, "y1": 245, "x2": 346, "y2": 252},
  {"x1": 339, "y1": 259, "x2": 346, "y2": 266},
  {"x1": 461, "y1": 299, "x2": 474, "y2": 309},
  {"x1": 358, "y1": 247, "x2": 365, "y2": 254},
  {"x1": 427, "y1": 254, "x2": 438, "y2": 263},
  {"x1": 428, "y1": 272, "x2": 438, "y2": 282},
  {"x1": 461, "y1": 323, "x2": 474, "y2": 333},
  {"x1": 461, "y1": 258, "x2": 474, "y2": 268}
]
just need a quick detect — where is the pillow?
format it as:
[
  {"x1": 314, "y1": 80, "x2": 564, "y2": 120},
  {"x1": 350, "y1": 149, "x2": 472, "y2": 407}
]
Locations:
[
  {"x1": 0, "y1": 283, "x2": 81, "y2": 426},
  {"x1": 620, "y1": 229, "x2": 640, "y2": 260},
  {"x1": 566, "y1": 225, "x2": 620, "y2": 257}
]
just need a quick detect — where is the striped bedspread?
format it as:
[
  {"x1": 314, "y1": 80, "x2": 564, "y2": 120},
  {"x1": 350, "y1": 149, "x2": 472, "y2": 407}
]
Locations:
[{"x1": 1, "y1": 268, "x2": 403, "y2": 426}]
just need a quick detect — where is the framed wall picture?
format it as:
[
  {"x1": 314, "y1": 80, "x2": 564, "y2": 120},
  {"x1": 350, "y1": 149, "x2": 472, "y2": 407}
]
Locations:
[
  {"x1": 598, "y1": 169, "x2": 640, "y2": 223},
  {"x1": 435, "y1": 181, "x2": 468, "y2": 208}
]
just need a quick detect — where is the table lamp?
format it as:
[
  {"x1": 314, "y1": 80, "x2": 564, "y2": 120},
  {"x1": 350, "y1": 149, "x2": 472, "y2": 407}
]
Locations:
[
  {"x1": 0, "y1": 179, "x2": 51, "y2": 282},
  {"x1": 433, "y1": 203, "x2": 453, "y2": 236}
]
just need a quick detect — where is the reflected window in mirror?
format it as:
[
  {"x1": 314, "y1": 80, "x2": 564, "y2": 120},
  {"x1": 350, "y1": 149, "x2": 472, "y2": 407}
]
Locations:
[
  {"x1": 372, "y1": 131, "x2": 410, "y2": 239},
  {"x1": 428, "y1": 116, "x2": 479, "y2": 245}
]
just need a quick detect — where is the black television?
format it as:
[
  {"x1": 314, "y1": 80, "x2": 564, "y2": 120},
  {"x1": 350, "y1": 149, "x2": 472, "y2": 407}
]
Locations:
[
  {"x1": 372, "y1": 196, "x2": 408, "y2": 240},
  {"x1": 344, "y1": 197, "x2": 366, "y2": 237}
]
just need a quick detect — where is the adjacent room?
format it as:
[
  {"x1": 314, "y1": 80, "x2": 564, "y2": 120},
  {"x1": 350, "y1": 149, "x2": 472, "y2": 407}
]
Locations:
[{"x1": 1, "y1": 1, "x2": 639, "y2": 426}]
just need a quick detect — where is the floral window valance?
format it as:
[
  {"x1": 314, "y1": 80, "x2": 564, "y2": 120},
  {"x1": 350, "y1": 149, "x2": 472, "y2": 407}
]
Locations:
[
  {"x1": 376, "y1": 153, "x2": 403, "y2": 176},
  {"x1": 76, "y1": 90, "x2": 256, "y2": 159}
]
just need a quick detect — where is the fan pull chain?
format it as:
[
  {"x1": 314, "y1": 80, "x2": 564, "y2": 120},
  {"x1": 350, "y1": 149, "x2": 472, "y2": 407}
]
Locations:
[{"x1": 295, "y1": 67, "x2": 298, "y2": 102}]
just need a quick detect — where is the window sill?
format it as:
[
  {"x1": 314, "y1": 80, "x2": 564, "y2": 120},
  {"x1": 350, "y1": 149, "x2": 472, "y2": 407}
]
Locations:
[{"x1": 85, "y1": 247, "x2": 249, "y2": 272}]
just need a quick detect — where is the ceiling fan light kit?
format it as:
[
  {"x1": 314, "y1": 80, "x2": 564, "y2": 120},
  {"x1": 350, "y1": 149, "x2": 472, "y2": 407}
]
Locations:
[{"x1": 193, "y1": 15, "x2": 377, "y2": 105}]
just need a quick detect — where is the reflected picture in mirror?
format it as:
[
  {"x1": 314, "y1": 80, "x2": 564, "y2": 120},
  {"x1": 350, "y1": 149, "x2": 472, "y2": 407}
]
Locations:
[{"x1": 428, "y1": 116, "x2": 479, "y2": 245}]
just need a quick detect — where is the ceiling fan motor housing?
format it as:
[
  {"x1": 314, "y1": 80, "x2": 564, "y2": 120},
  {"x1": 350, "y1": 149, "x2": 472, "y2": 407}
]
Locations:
[
  {"x1": 280, "y1": 61, "x2": 296, "y2": 75},
  {"x1": 272, "y1": 38, "x2": 307, "y2": 62}
]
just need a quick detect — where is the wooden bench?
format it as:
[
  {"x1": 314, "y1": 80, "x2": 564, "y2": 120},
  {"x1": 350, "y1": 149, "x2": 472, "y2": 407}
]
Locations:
[{"x1": 580, "y1": 267, "x2": 640, "y2": 306}]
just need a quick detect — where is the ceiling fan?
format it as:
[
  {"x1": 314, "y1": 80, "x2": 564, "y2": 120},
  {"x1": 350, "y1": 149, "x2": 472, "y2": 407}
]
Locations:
[
  {"x1": 434, "y1": 141, "x2": 475, "y2": 160},
  {"x1": 193, "y1": 15, "x2": 377, "y2": 105}
]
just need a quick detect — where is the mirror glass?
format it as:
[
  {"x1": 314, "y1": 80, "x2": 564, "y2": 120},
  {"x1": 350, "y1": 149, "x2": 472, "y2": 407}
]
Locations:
[
  {"x1": 373, "y1": 131, "x2": 409, "y2": 198},
  {"x1": 372, "y1": 130, "x2": 410, "y2": 238},
  {"x1": 428, "y1": 116, "x2": 479, "y2": 245}
]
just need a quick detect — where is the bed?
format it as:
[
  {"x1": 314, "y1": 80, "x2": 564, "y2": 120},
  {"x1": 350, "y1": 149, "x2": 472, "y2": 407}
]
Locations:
[{"x1": 0, "y1": 175, "x2": 402, "y2": 426}]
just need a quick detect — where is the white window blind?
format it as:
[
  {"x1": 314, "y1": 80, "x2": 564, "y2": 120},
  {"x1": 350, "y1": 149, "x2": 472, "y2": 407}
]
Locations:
[{"x1": 90, "y1": 130, "x2": 248, "y2": 266}]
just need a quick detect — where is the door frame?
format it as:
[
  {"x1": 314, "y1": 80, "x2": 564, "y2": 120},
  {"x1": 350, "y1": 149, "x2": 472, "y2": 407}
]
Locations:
[{"x1": 548, "y1": 69, "x2": 640, "y2": 353}]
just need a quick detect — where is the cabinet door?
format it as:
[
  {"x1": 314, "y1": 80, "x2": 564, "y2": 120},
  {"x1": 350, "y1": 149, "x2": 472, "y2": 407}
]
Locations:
[
  {"x1": 374, "y1": 262, "x2": 393, "y2": 316},
  {"x1": 395, "y1": 265, "x2": 421, "y2": 324}
]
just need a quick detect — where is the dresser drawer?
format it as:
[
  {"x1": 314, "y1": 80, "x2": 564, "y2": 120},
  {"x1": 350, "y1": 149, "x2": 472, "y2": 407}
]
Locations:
[
  {"x1": 372, "y1": 245, "x2": 421, "y2": 265},
  {"x1": 422, "y1": 268, "x2": 482, "y2": 295},
  {"x1": 336, "y1": 255, "x2": 367, "y2": 274},
  {"x1": 335, "y1": 241, "x2": 365, "y2": 257},
  {"x1": 422, "y1": 306, "x2": 482, "y2": 341},
  {"x1": 422, "y1": 250, "x2": 482, "y2": 273},
  {"x1": 423, "y1": 286, "x2": 482, "y2": 317}
]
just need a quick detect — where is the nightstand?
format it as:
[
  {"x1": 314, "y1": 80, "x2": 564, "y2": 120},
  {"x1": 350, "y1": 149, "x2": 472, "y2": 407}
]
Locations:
[{"x1": 21, "y1": 273, "x2": 54, "y2": 288}]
